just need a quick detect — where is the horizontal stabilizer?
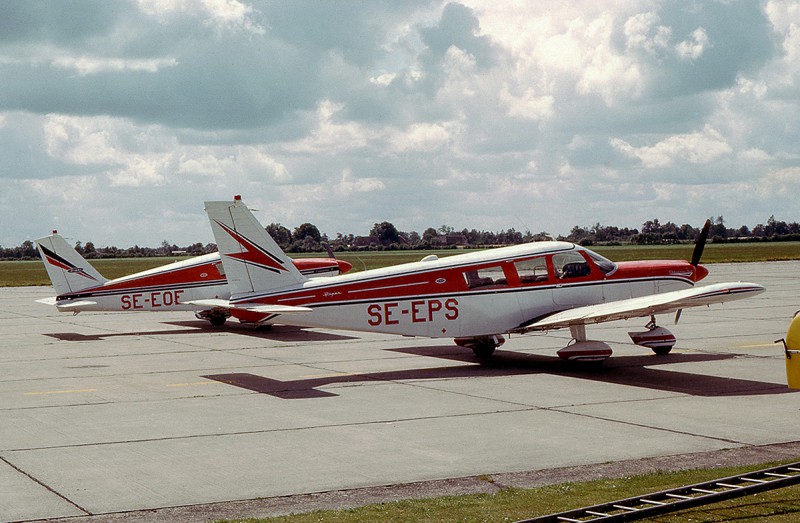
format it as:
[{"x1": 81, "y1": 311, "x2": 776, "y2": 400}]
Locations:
[
  {"x1": 36, "y1": 297, "x2": 58, "y2": 305},
  {"x1": 183, "y1": 299, "x2": 311, "y2": 314},
  {"x1": 55, "y1": 300, "x2": 98, "y2": 311},
  {"x1": 242, "y1": 304, "x2": 312, "y2": 314},
  {"x1": 183, "y1": 299, "x2": 232, "y2": 308}
]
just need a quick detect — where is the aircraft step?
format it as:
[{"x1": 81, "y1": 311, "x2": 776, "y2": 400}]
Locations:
[{"x1": 515, "y1": 461, "x2": 800, "y2": 522}]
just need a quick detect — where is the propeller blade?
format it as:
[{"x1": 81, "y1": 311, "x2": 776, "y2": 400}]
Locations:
[{"x1": 691, "y1": 219, "x2": 711, "y2": 266}]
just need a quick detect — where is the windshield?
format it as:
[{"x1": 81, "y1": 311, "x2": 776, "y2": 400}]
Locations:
[{"x1": 586, "y1": 250, "x2": 617, "y2": 275}]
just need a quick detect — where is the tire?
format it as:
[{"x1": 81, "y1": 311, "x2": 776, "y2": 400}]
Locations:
[
  {"x1": 652, "y1": 346, "x2": 672, "y2": 356},
  {"x1": 471, "y1": 342, "x2": 496, "y2": 358},
  {"x1": 209, "y1": 315, "x2": 227, "y2": 327}
]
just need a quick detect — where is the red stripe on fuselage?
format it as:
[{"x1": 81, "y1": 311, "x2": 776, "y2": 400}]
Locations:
[{"x1": 230, "y1": 254, "x2": 699, "y2": 309}]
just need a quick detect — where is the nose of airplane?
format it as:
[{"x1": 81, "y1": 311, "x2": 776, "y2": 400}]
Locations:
[
  {"x1": 694, "y1": 264, "x2": 709, "y2": 281},
  {"x1": 337, "y1": 259, "x2": 354, "y2": 274}
]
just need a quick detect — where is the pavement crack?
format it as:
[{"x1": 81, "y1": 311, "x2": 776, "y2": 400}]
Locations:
[{"x1": 0, "y1": 453, "x2": 92, "y2": 516}]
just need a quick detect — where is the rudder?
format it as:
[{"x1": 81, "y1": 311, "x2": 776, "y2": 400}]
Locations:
[{"x1": 204, "y1": 197, "x2": 307, "y2": 299}]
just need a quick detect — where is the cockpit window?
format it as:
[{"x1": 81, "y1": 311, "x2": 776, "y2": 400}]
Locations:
[
  {"x1": 553, "y1": 252, "x2": 591, "y2": 279},
  {"x1": 586, "y1": 250, "x2": 617, "y2": 275}
]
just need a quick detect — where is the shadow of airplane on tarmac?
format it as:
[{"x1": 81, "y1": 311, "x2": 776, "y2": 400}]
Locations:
[
  {"x1": 43, "y1": 320, "x2": 792, "y2": 399},
  {"x1": 203, "y1": 345, "x2": 795, "y2": 400},
  {"x1": 43, "y1": 321, "x2": 359, "y2": 343}
]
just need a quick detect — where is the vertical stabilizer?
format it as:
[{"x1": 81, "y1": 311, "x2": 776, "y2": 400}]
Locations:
[
  {"x1": 205, "y1": 197, "x2": 307, "y2": 298},
  {"x1": 35, "y1": 233, "x2": 107, "y2": 296}
]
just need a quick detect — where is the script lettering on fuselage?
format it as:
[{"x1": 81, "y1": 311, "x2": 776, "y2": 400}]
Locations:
[
  {"x1": 367, "y1": 298, "x2": 459, "y2": 326},
  {"x1": 121, "y1": 289, "x2": 185, "y2": 310}
]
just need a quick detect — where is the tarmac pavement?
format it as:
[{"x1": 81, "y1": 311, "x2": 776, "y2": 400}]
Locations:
[{"x1": 1, "y1": 260, "x2": 798, "y2": 522}]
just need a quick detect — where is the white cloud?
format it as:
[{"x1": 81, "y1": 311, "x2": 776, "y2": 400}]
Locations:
[
  {"x1": 51, "y1": 56, "x2": 178, "y2": 76},
  {"x1": 334, "y1": 168, "x2": 385, "y2": 196},
  {"x1": 283, "y1": 100, "x2": 369, "y2": 154},
  {"x1": 500, "y1": 85, "x2": 554, "y2": 120},
  {"x1": 25, "y1": 175, "x2": 99, "y2": 203},
  {"x1": 0, "y1": 1, "x2": 795, "y2": 247},
  {"x1": 388, "y1": 122, "x2": 454, "y2": 153},
  {"x1": 675, "y1": 27, "x2": 711, "y2": 61},
  {"x1": 107, "y1": 156, "x2": 167, "y2": 187},
  {"x1": 610, "y1": 125, "x2": 732, "y2": 168},
  {"x1": 138, "y1": 0, "x2": 265, "y2": 35},
  {"x1": 624, "y1": 12, "x2": 671, "y2": 53}
]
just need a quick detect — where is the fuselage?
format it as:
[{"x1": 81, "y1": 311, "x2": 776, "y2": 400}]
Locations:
[
  {"x1": 52, "y1": 252, "x2": 351, "y2": 313},
  {"x1": 231, "y1": 241, "x2": 707, "y2": 338}
]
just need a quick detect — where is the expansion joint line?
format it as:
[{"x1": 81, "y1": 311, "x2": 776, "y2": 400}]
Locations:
[{"x1": 0, "y1": 453, "x2": 92, "y2": 516}]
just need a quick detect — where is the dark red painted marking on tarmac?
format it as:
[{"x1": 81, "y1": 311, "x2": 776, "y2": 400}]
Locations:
[{"x1": 202, "y1": 349, "x2": 796, "y2": 400}]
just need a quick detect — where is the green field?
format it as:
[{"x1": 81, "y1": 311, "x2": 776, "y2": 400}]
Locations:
[{"x1": 3, "y1": 242, "x2": 800, "y2": 287}]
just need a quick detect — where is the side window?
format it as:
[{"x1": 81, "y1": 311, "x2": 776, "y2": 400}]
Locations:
[
  {"x1": 464, "y1": 266, "x2": 507, "y2": 289},
  {"x1": 514, "y1": 257, "x2": 549, "y2": 284},
  {"x1": 553, "y1": 252, "x2": 591, "y2": 279}
]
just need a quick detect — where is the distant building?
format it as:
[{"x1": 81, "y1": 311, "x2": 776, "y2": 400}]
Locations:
[
  {"x1": 351, "y1": 235, "x2": 379, "y2": 248},
  {"x1": 435, "y1": 234, "x2": 468, "y2": 246}
]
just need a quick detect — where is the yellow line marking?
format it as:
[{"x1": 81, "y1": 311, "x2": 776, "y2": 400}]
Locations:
[
  {"x1": 24, "y1": 388, "x2": 97, "y2": 396},
  {"x1": 738, "y1": 343, "x2": 779, "y2": 349},
  {"x1": 166, "y1": 381, "x2": 221, "y2": 388}
]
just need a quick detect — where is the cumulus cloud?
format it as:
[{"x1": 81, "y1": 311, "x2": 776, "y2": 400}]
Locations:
[
  {"x1": 610, "y1": 125, "x2": 732, "y2": 168},
  {"x1": 675, "y1": 27, "x2": 711, "y2": 60}
]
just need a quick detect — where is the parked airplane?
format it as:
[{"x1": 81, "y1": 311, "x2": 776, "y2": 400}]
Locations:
[
  {"x1": 194, "y1": 196, "x2": 765, "y2": 361},
  {"x1": 35, "y1": 231, "x2": 352, "y2": 326}
]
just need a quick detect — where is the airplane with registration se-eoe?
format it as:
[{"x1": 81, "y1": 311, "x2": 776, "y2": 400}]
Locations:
[
  {"x1": 194, "y1": 196, "x2": 766, "y2": 362},
  {"x1": 34, "y1": 231, "x2": 352, "y2": 326}
]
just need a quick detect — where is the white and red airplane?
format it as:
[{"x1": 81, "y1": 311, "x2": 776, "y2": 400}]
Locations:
[
  {"x1": 35, "y1": 231, "x2": 352, "y2": 326},
  {"x1": 193, "y1": 196, "x2": 765, "y2": 362}
]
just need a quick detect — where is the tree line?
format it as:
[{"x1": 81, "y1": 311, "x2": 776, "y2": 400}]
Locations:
[{"x1": 3, "y1": 215, "x2": 799, "y2": 260}]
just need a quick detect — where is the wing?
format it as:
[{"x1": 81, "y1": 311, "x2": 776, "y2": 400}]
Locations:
[{"x1": 517, "y1": 282, "x2": 764, "y2": 332}]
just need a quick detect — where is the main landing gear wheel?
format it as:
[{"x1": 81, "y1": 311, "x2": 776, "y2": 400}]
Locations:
[
  {"x1": 628, "y1": 316, "x2": 677, "y2": 356},
  {"x1": 454, "y1": 335, "x2": 506, "y2": 358},
  {"x1": 208, "y1": 314, "x2": 227, "y2": 327},
  {"x1": 651, "y1": 345, "x2": 673, "y2": 356},
  {"x1": 195, "y1": 309, "x2": 230, "y2": 327}
]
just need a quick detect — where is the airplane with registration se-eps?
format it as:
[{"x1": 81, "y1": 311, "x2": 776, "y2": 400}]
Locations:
[
  {"x1": 34, "y1": 231, "x2": 352, "y2": 326},
  {"x1": 193, "y1": 196, "x2": 766, "y2": 362}
]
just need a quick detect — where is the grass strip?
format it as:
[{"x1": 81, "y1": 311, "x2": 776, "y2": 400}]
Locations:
[{"x1": 218, "y1": 462, "x2": 800, "y2": 522}]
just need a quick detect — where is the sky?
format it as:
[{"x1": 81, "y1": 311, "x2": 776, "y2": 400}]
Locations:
[{"x1": 1, "y1": 0, "x2": 799, "y2": 248}]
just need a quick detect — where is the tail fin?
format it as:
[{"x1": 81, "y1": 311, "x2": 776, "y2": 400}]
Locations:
[
  {"x1": 35, "y1": 232, "x2": 108, "y2": 296},
  {"x1": 205, "y1": 197, "x2": 307, "y2": 298}
]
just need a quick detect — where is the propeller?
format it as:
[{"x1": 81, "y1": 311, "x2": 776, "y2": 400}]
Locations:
[
  {"x1": 691, "y1": 219, "x2": 711, "y2": 266},
  {"x1": 676, "y1": 219, "x2": 712, "y2": 324}
]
